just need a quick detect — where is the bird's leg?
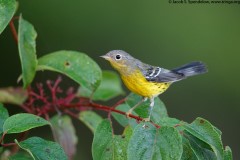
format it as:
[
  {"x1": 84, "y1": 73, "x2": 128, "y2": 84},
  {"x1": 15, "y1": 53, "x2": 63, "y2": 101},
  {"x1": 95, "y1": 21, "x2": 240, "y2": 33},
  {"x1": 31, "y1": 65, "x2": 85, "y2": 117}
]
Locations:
[
  {"x1": 126, "y1": 97, "x2": 147, "y2": 118},
  {"x1": 143, "y1": 97, "x2": 154, "y2": 122}
]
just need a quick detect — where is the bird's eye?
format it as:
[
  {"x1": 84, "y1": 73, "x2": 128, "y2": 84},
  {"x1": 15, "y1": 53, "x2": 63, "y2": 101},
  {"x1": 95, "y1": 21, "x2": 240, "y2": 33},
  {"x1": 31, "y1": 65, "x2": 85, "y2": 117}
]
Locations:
[{"x1": 115, "y1": 54, "x2": 122, "y2": 60}]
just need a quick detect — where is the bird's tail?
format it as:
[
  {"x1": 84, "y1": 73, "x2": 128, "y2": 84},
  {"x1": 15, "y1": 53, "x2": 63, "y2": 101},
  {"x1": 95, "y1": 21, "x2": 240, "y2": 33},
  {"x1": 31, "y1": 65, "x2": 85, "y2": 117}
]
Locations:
[{"x1": 172, "y1": 61, "x2": 208, "y2": 77}]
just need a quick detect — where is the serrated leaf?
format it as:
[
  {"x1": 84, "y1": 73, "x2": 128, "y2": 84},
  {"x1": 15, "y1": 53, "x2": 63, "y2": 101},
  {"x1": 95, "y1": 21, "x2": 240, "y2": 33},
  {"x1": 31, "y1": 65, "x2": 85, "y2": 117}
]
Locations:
[
  {"x1": 50, "y1": 115, "x2": 78, "y2": 160},
  {"x1": 0, "y1": 0, "x2": 17, "y2": 34},
  {"x1": 0, "y1": 87, "x2": 27, "y2": 105},
  {"x1": 126, "y1": 93, "x2": 168, "y2": 121},
  {"x1": 37, "y1": 50, "x2": 102, "y2": 92},
  {"x1": 183, "y1": 117, "x2": 224, "y2": 159},
  {"x1": 3, "y1": 113, "x2": 50, "y2": 134},
  {"x1": 79, "y1": 110, "x2": 103, "y2": 133},
  {"x1": 224, "y1": 146, "x2": 232, "y2": 160},
  {"x1": 0, "y1": 103, "x2": 9, "y2": 133},
  {"x1": 18, "y1": 15, "x2": 37, "y2": 88},
  {"x1": 128, "y1": 122, "x2": 182, "y2": 160},
  {"x1": 184, "y1": 131, "x2": 216, "y2": 160},
  {"x1": 92, "y1": 119, "x2": 112, "y2": 160},
  {"x1": 16, "y1": 137, "x2": 67, "y2": 160},
  {"x1": 78, "y1": 70, "x2": 124, "y2": 101},
  {"x1": 9, "y1": 152, "x2": 32, "y2": 160}
]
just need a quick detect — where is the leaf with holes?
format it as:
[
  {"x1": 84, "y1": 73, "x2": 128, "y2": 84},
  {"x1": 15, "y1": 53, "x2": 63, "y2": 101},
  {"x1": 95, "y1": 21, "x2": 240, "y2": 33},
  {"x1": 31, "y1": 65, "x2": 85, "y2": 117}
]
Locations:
[
  {"x1": 18, "y1": 15, "x2": 38, "y2": 88},
  {"x1": 50, "y1": 115, "x2": 78, "y2": 160},
  {"x1": 0, "y1": 0, "x2": 17, "y2": 34},
  {"x1": 113, "y1": 126, "x2": 133, "y2": 160},
  {"x1": 15, "y1": 137, "x2": 67, "y2": 160},
  {"x1": 78, "y1": 70, "x2": 124, "y2": 101},
  {"x1": 183, "y1": 117, "x2": 224, "y2": 159},
  {"x1": 37, "y1": 50, "x2": 102, "y2": 93},
  {"x1": 3, "y1": 113, "x2": 50, "y2": 134},
  {"x1": 92, "y1": 119, "x2": 133, "y2": 160},
  {"x1": 79, "y1": 110, "x2": 103, "y2": 133},
  {"x1": 128, "y1": 122, "x2": 182, "y2": 160},
  {"x1": 0, "y1": 87, "x2": 27, "y2": 105}
]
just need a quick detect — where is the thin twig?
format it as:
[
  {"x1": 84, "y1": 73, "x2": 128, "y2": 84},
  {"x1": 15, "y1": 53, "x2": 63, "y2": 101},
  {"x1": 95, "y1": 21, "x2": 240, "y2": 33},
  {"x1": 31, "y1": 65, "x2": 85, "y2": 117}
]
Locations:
[{"x1": 9, "y1": 19, "x2": 18, "y2": 44}]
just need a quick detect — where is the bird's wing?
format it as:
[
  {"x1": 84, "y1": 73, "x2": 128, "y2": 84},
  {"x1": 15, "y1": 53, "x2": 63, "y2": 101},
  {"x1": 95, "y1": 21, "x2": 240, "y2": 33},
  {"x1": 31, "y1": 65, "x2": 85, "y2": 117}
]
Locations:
[{"x1": 137, "y1": 63, "x2": 184, "y2": 82}]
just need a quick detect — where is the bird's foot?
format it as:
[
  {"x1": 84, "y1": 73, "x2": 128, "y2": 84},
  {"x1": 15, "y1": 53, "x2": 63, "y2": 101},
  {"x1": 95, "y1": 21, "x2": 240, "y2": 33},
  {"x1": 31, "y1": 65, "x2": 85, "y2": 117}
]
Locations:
[
  {"x1": 142, "y1": 117, "x2": 151, "y2": 122},
  {"x1": 125, "y1": 109, "x2": 133, "y2": 118}
]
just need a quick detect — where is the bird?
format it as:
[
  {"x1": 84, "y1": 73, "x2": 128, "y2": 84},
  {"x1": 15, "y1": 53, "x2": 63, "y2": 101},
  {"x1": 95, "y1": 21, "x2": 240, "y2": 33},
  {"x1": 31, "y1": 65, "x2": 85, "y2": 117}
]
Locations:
[{"x1": 101, "y1": 50, "x2": 207, "y2": 121}]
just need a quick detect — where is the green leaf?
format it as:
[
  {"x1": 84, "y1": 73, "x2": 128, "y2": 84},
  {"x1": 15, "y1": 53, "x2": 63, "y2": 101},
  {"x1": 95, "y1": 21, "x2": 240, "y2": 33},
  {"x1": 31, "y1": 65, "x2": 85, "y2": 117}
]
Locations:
[
  {"x1": 79, "y1": 110, "x2": 103, "y2": 133},
  {"x1": 181, "y1": 137, "x2": 198, "y2": 160},
  {"x1": 92, "y1": 119, "x2": 133, "y2": 160},
  {"x1": 78, "y1": 70, "x2": 124, "y2": 101},
  {"x1": 128, "y1": 123, "x2": 182, "y2": 160},
  {"x1": 50, "y1": 115, "x2": 78, "y2": 159},
  {"x1": 112, "y1": 126, "x2": 133, "y2": 160},
  {"x1": 155, "y1": 126, "x2": 183, "y2": 159},
  {"x1": 183, "y1": 117, "x2": 224, "y2": 159},
  {"x1": 126, "y1": 93, "x2": 168, "y2": 121},
  {"x1": 0, "y1": 0, "x2": 17, "y2": 34},
  {"x1": 15, "y1": 137, "x2": 67, "y2": 160},
  {"x1": 111, "y1": 104, "x2": 137, "y2": 127},
  {"x1": 92, "y1": 119, "x2": 112, "y2": 160},
  {"x1": 128, "y1": 122, "x2": 157, "y2": 160},
  {"x1": 18, "y1": 15, "x2": 37, "y2": 88},
  {"x1": 224, "y1": 146, "x2": 232, "y2": 160},
  {"x1": 38, "y1": 50, "x2": 102, "y2": 92},
  {"x1": 184, "y1": 131, "x2": 216, "y2": 160},
  {"x1": 111, "y1": 104, "x2": 131, "y2": 127},
  {"x1": 0, "y1": 103, "x2": 9, "y2": 133},
  {"x1": 9, "y1": 152, "x2": 33, "y2": 160},
  {"x1": 0, "y1": 87, "x2": 27, "y2": 105},
  {"x1": 3, "y1": 113, "x2": 50, "y2": 134},
  {"x1": 156, "y1": 117, "x2": 180, "y2": 127}
]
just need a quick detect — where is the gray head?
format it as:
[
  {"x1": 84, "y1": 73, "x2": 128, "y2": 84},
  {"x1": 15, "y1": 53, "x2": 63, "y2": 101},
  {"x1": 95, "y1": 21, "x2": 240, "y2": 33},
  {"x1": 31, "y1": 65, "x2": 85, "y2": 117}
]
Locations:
[
  {"x1": 102, "y1": 50, "x2": 133, "y2": 60},
  {"x1": 100, "y1": 50, "x2": 136, "y2": 71}
]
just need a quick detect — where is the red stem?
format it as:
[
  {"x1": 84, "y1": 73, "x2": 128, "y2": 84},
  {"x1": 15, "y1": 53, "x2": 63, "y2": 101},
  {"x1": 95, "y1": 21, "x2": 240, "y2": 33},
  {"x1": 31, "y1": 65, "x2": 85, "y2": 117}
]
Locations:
[
  {"x1": 63, "y1": 102, "x2": 143, "y2": 121},
  {"x1": 9, "y1": 19, "x2": 18, "y2": 44},
  {"x1": 1, "y1": 143, "x2": 16, "y2": 147}
]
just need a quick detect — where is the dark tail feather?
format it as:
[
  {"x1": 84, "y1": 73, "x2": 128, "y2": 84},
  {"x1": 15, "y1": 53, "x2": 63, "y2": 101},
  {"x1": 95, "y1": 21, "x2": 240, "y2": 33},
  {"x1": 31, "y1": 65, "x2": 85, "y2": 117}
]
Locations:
[{"x1": 172, "y1": 61, "x2": 208, "y2": 77}]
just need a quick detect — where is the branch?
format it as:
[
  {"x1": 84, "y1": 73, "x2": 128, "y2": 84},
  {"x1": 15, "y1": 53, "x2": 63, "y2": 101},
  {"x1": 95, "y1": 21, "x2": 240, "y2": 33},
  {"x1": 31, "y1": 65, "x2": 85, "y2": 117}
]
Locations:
[
  {"x1": 9, "y1": 18, "x2": 18, "y2": 44},
  {"x1": 16, "y1": 77, "x2": 160, "y2": 128}
]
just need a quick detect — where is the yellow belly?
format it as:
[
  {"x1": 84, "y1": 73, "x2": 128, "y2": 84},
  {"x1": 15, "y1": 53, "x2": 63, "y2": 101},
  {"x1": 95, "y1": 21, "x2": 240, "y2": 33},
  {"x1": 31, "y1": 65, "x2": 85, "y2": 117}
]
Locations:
[{"x1": 121, "y1": 71, "x2": 171, "y2": 98}]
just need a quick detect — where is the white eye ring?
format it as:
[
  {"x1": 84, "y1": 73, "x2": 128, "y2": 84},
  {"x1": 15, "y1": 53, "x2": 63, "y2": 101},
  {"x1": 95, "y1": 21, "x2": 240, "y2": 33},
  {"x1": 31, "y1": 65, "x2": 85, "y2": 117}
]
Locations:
[{"x1": 115, "y1": 54, "x2": 122, "y2": 60}]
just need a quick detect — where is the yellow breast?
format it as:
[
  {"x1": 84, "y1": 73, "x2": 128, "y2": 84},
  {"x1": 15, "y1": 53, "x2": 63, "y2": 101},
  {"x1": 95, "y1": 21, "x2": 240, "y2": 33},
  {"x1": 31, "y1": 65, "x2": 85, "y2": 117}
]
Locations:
[{"x1": 120, "y1": 70, "x2": 171, "y2": 98}]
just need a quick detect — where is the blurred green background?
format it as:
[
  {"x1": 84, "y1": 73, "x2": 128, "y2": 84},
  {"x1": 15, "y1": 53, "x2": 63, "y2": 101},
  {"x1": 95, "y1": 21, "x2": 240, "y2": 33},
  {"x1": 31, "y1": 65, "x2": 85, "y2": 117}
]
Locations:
[{"x1": 0, "y1": 0, "x2": 239, "y2": 159}]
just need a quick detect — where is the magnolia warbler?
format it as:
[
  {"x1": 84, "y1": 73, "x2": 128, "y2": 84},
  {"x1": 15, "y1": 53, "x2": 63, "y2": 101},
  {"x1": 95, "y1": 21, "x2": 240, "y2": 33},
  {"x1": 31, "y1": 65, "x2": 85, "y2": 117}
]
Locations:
[{"x1": 101, "y1": 50, "x2": 207, "y2": 121}]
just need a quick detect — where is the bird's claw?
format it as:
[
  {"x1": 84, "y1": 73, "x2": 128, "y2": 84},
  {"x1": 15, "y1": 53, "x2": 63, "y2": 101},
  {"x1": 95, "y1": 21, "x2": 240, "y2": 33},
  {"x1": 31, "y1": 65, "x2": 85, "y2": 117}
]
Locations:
[
  {"x1": 125, "y1": 110, "x2": 133, "y2": 118},
  {"x1": 143, "y1": 117, "x2": 150, "y2": 122}
]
